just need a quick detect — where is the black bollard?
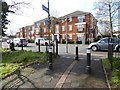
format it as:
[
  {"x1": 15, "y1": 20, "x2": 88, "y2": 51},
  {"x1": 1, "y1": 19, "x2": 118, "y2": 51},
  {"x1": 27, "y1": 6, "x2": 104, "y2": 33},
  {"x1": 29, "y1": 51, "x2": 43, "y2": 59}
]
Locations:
[
  {"x1": 53, "y1": 41, "x2": 55, "y2": 54},
  {"x1": 10, "y1": 42, "x2": 15, "y2": 51},
  {"x1": 48, "y1": 47, "x2": 53, "y2": 70},
  {"x1": 46, "y1": 45, "x2": 48, "y2": 53},
  {"x1": 86, "y1": 48, "x2": 91, "y2": 73},
  {"x1": 75, "y1": 44, "x2": 79, "y2": 60},
  {"x1": 21, "y1": 39, "x2": 23, "y2": 51},
  {"x1": 38, "y1": 39, "x2": 40, "y2": 52},
  {"x1": 56, "y1": 39, "x2": 58, "y2": 55},
  {"x1": 108, "y1": 43, "x2": 113, "y2": 70}
]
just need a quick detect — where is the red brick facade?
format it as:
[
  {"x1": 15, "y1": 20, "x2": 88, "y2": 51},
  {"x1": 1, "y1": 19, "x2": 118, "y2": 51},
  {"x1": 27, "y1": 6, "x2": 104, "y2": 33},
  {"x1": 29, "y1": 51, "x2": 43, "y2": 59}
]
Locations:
[{"x1": 16, "y1": 11, "x2": 98, "y2": 43}]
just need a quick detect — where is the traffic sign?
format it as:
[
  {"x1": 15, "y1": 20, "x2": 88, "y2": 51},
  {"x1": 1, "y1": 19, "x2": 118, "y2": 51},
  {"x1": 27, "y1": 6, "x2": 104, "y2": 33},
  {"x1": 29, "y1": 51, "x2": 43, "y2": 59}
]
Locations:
[{"x1": 42, "y1": 5, "x2": 49, "y2": 13}]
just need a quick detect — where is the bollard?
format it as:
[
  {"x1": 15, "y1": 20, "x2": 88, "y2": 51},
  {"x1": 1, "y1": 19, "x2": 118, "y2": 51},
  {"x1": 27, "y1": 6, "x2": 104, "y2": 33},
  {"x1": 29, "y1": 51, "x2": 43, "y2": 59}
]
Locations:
[
  {"x1": 48, "y1": 47, "x2": 53, "y2": 70},
  {"x1": 46, "y1": 45, "x2": 48, "y2": 53},
  {"x1": 38, "y1": 39, "x2": 40, "y2": 52},
  {"x1": 21, "y1": 39, "x2": 23, "y2": 51},
  {"x1": 53, "y1": 42, "x2": 55, "y2": 54},
  {"x1": 10, "y1": 42, "x2": 15, "y2": 51},
  {"x1": 75, "y1": 44, "x2": 79, "y2": 60},
  {"x1": 108, "y1": 43, "x2": 113, "y2": 70},
  {"x1": 56, "y1": 39, "x2": 58, "y2": 55},
  {"x1": 86, "y1": 48, "x2": 91, "y2": 73}
]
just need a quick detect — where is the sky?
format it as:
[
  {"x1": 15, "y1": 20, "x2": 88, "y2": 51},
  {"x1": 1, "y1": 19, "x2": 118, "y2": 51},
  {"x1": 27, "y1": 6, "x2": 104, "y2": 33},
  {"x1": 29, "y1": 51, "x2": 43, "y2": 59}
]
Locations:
[{"x1": 5, "y1": 0, "x2": 96, "y2": 35}]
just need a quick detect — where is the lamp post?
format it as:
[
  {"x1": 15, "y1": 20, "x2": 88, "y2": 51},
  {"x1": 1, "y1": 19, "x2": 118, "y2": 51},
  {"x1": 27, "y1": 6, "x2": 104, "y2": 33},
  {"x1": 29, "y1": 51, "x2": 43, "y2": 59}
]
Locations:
[
  {"x1": 48, "y1": 0, "x2": 53, "y2": 70},
  {"x1": 48, "y1": 0, "x2": 50, "y2": 47},
  {"x1": 66, "y1": 16, "x2": 68, "y2": 53},
  {"x1": 42, "y1": 0, "x2": 53, "y2": 70}
]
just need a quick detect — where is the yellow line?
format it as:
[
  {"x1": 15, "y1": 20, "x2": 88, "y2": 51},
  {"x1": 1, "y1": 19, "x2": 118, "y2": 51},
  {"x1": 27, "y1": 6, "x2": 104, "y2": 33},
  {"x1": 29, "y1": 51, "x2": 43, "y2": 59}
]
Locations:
[{"x1": 54, "y1": 61, "x2": 77, "y2": 88}]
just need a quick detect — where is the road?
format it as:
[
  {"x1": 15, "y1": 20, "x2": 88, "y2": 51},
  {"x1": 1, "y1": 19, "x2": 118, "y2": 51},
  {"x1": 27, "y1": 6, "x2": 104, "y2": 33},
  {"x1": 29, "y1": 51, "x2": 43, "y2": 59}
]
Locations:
[{"x1": 2, "y1": 42, "x2": 108, "y2": 59}]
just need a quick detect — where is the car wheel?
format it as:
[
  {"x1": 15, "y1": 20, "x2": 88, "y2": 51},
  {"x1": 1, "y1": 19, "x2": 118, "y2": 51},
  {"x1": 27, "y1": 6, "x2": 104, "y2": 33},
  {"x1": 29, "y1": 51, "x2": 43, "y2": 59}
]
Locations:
[{"x1": 91, "y1": 45, "x2": 98, "y2": 51}]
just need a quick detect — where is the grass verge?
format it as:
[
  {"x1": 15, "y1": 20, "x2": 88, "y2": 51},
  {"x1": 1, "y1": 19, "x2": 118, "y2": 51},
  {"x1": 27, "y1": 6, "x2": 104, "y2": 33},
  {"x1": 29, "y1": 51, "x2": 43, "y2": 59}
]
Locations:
[
  {"x1": 0, "y1": 48, "x2": 48, "y2": 79},
  {"x1": 103, "y1": 57, "x2": 120, "y2": 88}
]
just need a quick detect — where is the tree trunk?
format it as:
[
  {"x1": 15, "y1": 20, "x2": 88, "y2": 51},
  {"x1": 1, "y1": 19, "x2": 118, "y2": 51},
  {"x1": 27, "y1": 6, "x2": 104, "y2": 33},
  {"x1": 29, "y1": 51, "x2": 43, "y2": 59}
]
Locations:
[{"x1": 109, "y1": 1, "x2": 113, "y2": 38}]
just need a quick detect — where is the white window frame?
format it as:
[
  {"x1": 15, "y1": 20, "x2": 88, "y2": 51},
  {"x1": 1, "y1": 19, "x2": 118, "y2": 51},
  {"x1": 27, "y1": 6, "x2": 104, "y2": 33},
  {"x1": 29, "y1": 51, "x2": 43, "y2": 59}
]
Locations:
[
  {"x1": 44, "y1": 21, "x2": 46, "y2": 25},
  {"x1": 32, "y1": 26, "x2": 34, "y2": 31},
  {"x1": 77, "y1": 25, "x2": 84, "y2": 32},
  {"x1": 69, "y1": 34, "x2": 72, "y2": 39},
  {"x1": 55, "y1": 25, "x2": 59, "y2": 33},
  {"x1": 62, "y1": 26, "x2": 65, "y2": 31},
  {"x1": 44, "y1": 28, "x2": 46, "y2": 33},
  {"x1": 78, "y1": 15, "x2": 85, "y2": 23},
  {"x1": 37, "y1": 23, "x2": 40, "y2": 28},
  {"x1": 62, "y1": 34, "x2": 65, "y2": 39},
  {"x1": 62, "y1": 19, "x2": 64, "y2": 23},
  {"x1": 69, "y1": 17, "x2": 72, "y2": 22},
  {"x1": 69, "y1": 25, "x2": 72, "y2": 31}
]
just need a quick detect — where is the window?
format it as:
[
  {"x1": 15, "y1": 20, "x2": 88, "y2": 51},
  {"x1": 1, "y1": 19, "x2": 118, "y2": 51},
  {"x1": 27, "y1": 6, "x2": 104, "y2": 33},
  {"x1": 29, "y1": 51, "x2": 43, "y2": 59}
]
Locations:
[
  {"x1": 62, "y1": 19, "x2": 64, "y2": 23},
  {"x1": 25, "y1": 33, "x2": 26, "y2": 36},
  {"x1": 78, "y1": 16, "x2": 85, "y2": 23},
  {"x1": 62, "y1": 34, "x2": 65, "y2": 39},
  {"x1": 62, "y1": 26, "x2": 65, "y2": 31},
  {"x1": 36, "y1": 30, "x2": 39, "y2": 34},
  {"x1": 31, "y1": 31, "x2": 34, "y2": 34},
  {"x1": 37, "y1": 23, "x2": 40, "y2": 28},
  {"x1": 69, "y1": 17, "x2": 72, "y2": 22},
  {"x1": 32, "y1": 26, "x2": 34, "y2": 31},
  {"x1": 77, "y1": 25, "x2": 84, "y2": 32},
  {"x1": 55, "y1": 25, "x2": 59, "y2": 33},
  {"x1": 69, "y1": 34, "x2": 72, "y2": 39},
  {"x1": 69, "y1": 25, "x2": 72, "y2": 31},
  {"x1": 44, "y1": 28, "x2": 46, "y2": 33},
  {"x1": 29, "y1": 32, "x2": 31, "y2": 35},
  {"x1": 44, "y1": 21, "x2": 46, "y2": 25}
]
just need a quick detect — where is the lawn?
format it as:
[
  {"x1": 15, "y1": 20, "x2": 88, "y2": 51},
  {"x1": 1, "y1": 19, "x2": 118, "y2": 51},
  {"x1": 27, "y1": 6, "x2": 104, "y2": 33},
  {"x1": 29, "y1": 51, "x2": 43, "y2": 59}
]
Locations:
[
  {"x1": 0, "y1": 48, "x2": 48, "y2": 79},
  {"x1": 103, "y1": 57, "x2": 120, "y2": 88}
]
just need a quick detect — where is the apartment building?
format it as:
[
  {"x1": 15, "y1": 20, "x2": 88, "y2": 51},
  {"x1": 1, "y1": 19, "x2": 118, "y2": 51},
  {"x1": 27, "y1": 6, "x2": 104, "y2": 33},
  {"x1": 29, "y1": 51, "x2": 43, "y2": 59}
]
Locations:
[{"x1": 16, "y1": 11, "x2": 98, "y2": 43}]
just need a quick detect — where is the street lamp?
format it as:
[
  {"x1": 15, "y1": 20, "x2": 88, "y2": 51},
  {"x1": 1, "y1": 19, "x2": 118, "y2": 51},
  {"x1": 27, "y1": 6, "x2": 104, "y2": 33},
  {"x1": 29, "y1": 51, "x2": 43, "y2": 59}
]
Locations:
[
  {"x1": 48, "y1": 0, "x2": 50, "y2": 47},
  {"x1": 42, "y1": 0, "x2": 53, "y2": 70},
  {"x1": 66, "y1": 16, "x2": 69, "y2": 53}
]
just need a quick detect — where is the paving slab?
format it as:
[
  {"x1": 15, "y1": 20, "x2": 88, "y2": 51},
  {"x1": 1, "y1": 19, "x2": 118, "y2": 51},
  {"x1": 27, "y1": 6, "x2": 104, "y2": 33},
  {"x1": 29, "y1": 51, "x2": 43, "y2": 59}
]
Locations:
[{"x1": 1, "y1": 54, "x2": 108, "y2": 89}]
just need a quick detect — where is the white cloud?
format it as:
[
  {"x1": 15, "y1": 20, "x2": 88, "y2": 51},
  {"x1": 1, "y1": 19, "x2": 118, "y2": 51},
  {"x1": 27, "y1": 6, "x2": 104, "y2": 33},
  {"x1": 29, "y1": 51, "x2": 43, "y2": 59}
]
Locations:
[{"x1": 5, "y1": 0, "x2": 96, "y2": 35}]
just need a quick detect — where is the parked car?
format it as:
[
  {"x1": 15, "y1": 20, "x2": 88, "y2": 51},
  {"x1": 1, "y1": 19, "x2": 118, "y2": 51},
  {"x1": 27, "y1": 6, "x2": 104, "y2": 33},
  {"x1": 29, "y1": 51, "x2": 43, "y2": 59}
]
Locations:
[
  {"x1": 13, "y1": 38, "x2": 28, "y2": 47},
  {"x1": 35, "y1": 38, "x2": 53, "y2": 46},
  {"x1": 88, "y1": 37, "x2": 120, "y2": 52}
]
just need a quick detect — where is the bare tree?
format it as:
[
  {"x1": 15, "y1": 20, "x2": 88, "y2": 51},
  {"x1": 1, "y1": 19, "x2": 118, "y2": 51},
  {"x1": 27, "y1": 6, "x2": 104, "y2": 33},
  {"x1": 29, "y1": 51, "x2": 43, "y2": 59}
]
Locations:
[
  {"x1": 7, "y1": 0, "x2": 31, "y2": 15},
  {"x1": 50, "y1": 9, "x2": 60, "y2": 40},
  {"x1": 93, "y1": 0, "x2": 120, "y2": 37}
]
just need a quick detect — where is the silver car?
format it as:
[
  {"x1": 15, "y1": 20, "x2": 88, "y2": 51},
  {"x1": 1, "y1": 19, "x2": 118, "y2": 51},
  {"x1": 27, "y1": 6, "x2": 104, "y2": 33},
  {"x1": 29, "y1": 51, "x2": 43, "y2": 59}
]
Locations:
[{"x1": 88, "y1": 37, "x2": 120, "y2": 51}]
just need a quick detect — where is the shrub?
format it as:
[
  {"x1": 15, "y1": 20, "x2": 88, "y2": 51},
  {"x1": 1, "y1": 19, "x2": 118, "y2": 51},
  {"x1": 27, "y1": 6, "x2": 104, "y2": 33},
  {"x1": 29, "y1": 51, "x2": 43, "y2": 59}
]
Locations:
[
  {"x1": 103, "y1": 57, "x2": 120, "y2": 87},
  {"x1": 1, "y1": 50, "x2": 48, "y2": 79},
  {"x1": 28, "y1": 39, "x2": 34, "y2": 43},
  {"x1": 68, "y1": 40, "x2": 74, "y2": 44}
]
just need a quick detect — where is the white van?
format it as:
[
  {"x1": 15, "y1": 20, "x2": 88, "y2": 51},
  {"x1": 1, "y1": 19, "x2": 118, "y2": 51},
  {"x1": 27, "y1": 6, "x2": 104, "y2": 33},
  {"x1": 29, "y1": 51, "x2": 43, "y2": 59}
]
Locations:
[
  {"x1": 13, "y1": 38, "x2": 28, "y2": 47},
  {"x1": 35, "y1": 37, "x2": 53, "y2": 46}
]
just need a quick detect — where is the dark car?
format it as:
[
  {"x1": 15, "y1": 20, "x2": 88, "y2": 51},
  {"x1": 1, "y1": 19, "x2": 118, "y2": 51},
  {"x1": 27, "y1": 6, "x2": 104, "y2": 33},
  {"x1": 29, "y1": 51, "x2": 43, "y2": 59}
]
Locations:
[{"x1": 88, "y1": 37, "x2": 120, "y2": 51}]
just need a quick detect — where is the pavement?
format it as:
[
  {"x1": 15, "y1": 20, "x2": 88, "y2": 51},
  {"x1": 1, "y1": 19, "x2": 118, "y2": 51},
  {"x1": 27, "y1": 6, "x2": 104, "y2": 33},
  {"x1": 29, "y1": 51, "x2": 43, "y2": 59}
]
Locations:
[{"x1": 1, "y1": 54, "x2": 109, "y2": 89}]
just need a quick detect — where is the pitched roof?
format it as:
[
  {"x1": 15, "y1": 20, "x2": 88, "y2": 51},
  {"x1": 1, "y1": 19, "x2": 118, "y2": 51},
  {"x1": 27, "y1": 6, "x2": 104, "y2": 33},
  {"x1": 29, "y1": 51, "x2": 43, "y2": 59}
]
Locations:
[{"x1": 59, "y1": 10, "x2": 89, "y2": 19}]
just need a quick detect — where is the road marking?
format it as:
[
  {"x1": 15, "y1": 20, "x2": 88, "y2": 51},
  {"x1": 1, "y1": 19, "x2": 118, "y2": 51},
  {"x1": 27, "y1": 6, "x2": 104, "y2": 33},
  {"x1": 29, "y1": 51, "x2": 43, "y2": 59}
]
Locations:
[
  {"x1": 54, "y1": 61, "x2": 77, "y2": 88},
  {"x1": 93, "y1": 59, "x2": 100, "y2": 61},
  {"x1": 79, "y1": 58, "x2": 84, "y2": 60},
  {"x1": 79, "y1": 53, "x2": 107, "y2": 57}
]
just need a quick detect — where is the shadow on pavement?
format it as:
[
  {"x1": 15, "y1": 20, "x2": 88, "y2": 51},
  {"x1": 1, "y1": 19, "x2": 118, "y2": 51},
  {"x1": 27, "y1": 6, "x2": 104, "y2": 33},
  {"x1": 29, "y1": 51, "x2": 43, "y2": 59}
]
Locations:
[{"x1": 2, "y1": 70, "x2": 39, "y2": 90}]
